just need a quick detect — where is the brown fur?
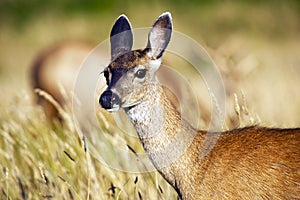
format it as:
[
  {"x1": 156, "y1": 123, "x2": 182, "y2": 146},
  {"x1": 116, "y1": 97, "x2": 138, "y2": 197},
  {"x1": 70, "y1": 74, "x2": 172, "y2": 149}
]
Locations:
[
  {"x1": 130, "y1": 83, "x2": 300, "y2": 200},
  {"x1": 109, "y1": 50, "x2": 149, "y2": 70},
  {"x1": 174, "y1": 127, "x2": 300, "y2": 199}
]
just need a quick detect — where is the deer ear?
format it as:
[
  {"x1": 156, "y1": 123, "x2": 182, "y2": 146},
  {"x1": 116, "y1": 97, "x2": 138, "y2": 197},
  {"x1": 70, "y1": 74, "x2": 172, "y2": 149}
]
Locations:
[
  {"x1": 146, "y1": 12, "x2": 172, "y2": 59},
  {"x1": 110, "y1": 14, "x2": 133, "y2": 61}
]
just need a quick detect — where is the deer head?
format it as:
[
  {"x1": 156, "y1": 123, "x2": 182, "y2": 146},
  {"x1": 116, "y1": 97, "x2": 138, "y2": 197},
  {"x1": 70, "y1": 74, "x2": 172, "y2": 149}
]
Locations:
[{"x1": 99, "y1": 12, "x2": 172, "y2": 112}]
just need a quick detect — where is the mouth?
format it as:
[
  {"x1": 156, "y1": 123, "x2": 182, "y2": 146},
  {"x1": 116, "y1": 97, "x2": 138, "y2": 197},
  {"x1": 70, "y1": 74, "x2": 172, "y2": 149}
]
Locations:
[
  {"x1": 121, "y1": 101, "x2": 141, "y2": 110},
  {"x1": 106, "y1": 105, "x2": 120, "y2": 112}
]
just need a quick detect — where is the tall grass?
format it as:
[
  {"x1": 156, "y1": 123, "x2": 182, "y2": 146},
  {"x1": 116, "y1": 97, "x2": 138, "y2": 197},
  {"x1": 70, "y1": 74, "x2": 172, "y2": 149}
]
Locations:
[{"x1": 0, "y1": 92, "x2": 178, "y2": 199}]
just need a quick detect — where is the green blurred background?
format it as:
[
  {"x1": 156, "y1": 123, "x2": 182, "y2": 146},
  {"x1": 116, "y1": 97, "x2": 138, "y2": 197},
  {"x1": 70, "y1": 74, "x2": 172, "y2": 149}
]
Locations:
[{"x1": 1, "y1": 0, "x2": 299, "y2": 93}]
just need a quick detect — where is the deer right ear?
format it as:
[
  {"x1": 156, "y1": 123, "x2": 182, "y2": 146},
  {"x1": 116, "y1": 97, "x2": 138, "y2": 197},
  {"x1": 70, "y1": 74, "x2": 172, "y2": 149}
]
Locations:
[
  {"x1": 146, "y1": 12, "x2": 172, "y2": 59},
  {"x1": 110, "y1": 15, "x2": 133, "y2": 61}
]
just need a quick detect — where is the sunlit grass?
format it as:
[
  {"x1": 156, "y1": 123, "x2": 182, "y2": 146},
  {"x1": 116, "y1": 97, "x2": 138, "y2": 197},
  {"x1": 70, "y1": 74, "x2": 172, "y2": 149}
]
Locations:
[{"x1": 0, "y1": 92, "x2": 177, "y2": 199}]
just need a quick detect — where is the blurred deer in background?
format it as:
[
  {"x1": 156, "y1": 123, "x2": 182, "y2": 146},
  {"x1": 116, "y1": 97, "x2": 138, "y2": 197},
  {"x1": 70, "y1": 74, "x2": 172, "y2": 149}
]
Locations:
[
  {"x1": 99, "y1": 12, "x2": 300, "y2": 200},
  {"x1": 30, "y1": 41, "x2": 96, "y2": 121}
]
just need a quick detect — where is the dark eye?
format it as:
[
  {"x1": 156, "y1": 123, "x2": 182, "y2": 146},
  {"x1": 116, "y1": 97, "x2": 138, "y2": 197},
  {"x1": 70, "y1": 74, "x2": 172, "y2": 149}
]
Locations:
[
  {"x1": 135, "y1": 69, "x2": 147, "y2": 79},
  {"x1": 104, "y1": 69, "x2": 110, "y2": 85}
]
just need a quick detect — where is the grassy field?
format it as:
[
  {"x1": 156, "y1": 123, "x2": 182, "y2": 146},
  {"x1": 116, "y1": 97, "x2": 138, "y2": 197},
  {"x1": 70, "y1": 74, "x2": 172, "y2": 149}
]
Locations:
[{"x1": 0, "y1": 1, "x2": 300, "y2": 199}]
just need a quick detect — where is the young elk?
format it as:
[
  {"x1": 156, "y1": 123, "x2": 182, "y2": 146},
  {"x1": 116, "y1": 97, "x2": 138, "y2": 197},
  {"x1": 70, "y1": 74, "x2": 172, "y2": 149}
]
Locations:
[{"x1": 99, "y1": 13, "x2": 300, "y2": 199}]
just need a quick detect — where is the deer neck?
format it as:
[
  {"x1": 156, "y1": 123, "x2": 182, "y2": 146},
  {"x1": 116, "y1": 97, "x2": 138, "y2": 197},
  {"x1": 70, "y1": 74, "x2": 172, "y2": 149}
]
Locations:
[{"x1": 124, "y1": 82, "x2": 197, "y2": 171}]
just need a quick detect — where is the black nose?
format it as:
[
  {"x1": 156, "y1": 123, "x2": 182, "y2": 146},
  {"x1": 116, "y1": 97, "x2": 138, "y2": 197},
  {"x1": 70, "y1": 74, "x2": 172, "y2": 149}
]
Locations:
[{"x1": 99, "y1": 90, "x2": 121, "y2": 110}]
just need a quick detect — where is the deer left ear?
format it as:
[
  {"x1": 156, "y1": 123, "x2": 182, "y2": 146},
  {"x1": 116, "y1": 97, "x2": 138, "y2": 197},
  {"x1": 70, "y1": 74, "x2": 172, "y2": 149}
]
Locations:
[
  {"x1": 110, "y1": 14, "x2": 133, "y2": 61},
  {"x1": 146, "y1": 12, "x2": 172, "y2": 59}
]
